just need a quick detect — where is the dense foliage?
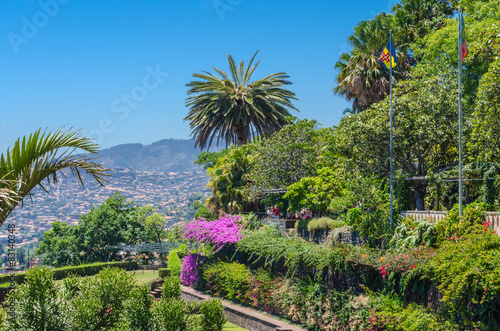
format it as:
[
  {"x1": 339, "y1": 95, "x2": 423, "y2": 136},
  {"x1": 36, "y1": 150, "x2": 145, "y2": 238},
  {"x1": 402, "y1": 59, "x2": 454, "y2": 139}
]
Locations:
[
  {"x1": 0, "y1": 267, "x2": 227, "y2": 331},
  {"x1": 37, "y1": 192, "x2": 165, "y2": 266}
]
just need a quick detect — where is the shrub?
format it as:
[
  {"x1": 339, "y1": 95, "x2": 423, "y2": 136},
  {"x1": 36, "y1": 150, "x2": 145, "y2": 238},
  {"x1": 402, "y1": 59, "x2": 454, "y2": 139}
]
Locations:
[
  {"x1": 204, "y1": 262, "x2": 251, "y2": 300},
  {"x1": 367, "y1": 289, "x2": 460, "y2": 331},
  {"x1": 124, "y1": 285, "x2": 153, "y2": 331},
  {"x1": 236, "y1": 226, "x2": 349, "y2": 278},
  {"x1": 390, "y1": 218, "x2": 437, "y2": 250},
  {"x1": 180, "y1": 254, "x2": 199, "y2": 287},
  {"x1": 417, "y1": 225, "x2": 500, "y2": 326},
  {"x1": 200, "y1": 299, "x2": 226, "y2": 331},
  {"x1": 182, "y1": 215, "x2": 242, "y2": 252},
  {"x1": 203, "y1": 261, "x2": 280, "y2": 312},
  {"x1": 71, "y1": 268, "x2": 135, "y2": 330},
  {"x1": 270, "y1": 278, "x2": 370, "y2": 330},
  {"x1": 4, "y1": 266, "x2": 71, "y2": 331},
  {"x1": 307, "y1": 217, "x2": 345, "y2": 232},
  {"x1": 167, "y1": 244, "x2": 187, "y2": 277},
  {"x1": 436, "y1": 201, "x2": 489, "y2": 241},
  {"x1": 242, "y1": 212, "x2": 264, "y2": 230},
  {"x1": 162, "y1": 276, "x2": 181, "y2": 299},
  {"x1": 152, "y1": 298, "x2": 189, "y2": 331},
  {"x1": 0, "y1": 307, "x2": 5, "y2": 329},
  {"x1": 158, "y1": 268, "x2": 171, "y2": 279},
  {"x1": 294, "y1": 218, "x2": 310, "y2": 230}
]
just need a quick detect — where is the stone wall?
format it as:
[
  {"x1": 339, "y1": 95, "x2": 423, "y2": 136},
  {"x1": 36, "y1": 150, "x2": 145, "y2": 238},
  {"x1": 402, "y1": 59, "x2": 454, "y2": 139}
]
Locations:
[{"x1": 296, "y1": 227, "x2": 365, "y2": 246}]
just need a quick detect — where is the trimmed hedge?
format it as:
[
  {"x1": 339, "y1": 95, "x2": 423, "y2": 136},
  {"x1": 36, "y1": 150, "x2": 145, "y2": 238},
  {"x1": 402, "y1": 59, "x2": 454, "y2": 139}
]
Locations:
[
  {"x1": 0, "y1": 261, "x2": 138, "y2": 285},
  {"x1": 158, "y1": 268, "x2": 171, "y2": 278}
]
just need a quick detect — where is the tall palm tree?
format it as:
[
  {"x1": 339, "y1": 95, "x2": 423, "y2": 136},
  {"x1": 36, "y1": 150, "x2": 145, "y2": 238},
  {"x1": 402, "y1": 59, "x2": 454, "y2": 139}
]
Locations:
[
  {"x1": 334, "y1": 13, "x2": 394, "y2": 113},
  {"x1": 334, "y1": 0, "x2": 453, "y2": 113},
  {"x1": 185, "y1": 51, "x2": 298, "y2": 150},
  {"x1": 0, "y1": 127, "x2": 108, "y2": 226}
]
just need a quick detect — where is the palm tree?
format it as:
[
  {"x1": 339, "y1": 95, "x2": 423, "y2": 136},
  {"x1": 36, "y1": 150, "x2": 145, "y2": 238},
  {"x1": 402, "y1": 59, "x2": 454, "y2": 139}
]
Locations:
[
  {"x1": 334, "y1": 13, "x2": 394, "y2": 113},
  {"x1": 185, "y1": 51, "x2": 298, "y2": 150},
  {"x1": 0, "y1": 127, "x2": 108, "y2": 226},
  {"x1": 334, "y1": 0, "x2": 453, "y2": 112}
]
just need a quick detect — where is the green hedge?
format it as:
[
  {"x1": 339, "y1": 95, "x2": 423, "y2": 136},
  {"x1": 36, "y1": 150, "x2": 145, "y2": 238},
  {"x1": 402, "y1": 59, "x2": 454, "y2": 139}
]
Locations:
[
  {"x1": 0, "y1": 261, "x2": 138, "y2": 285},
  {"x1": 158, "y1": 268, "x2": 171, "y2": 278}
]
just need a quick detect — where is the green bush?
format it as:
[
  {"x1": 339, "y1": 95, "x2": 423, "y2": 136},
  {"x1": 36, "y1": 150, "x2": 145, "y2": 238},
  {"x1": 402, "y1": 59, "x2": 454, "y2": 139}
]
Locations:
[
  {"x1": 236, "y1": 226, "x2": 349, "y2": 278},
  {"x1": 417, "y1": 226, "x2": 500, "y2": 326},
  {"x1": 368, "y1": 291, "x2": 459, "y2": 330},
  {"x1": 152, "y1": 298, "x2": 189, "y2": 331},
  {"x1": 167, "y1": 244, "x2": 187, "y2": 278},
  {"x1": 162, "y1": 276, "x2": 181, "y2": 299},
  {"x1": 71, "y1": 268, "x2": 136, "y2": 330},
  {"x1": 124, "y1": 285, "x2": 153, "y2": 331},
  {"x1": 294, "y1": 218, "x2": 310, "y2": 229},
  {"x1": 270, "y1": 278, "x2": 370, "y2": 330},
  {"x1": 158, "y1": 268, "x2": 171, "y2": 278},
  {"x1": 4, "y1": 266, "x2": 72, "y2": 331},
  {"x1": 200, "y1": 299, "x2": 226, "y2": 331},
  {"x1": 242, "y1": 212, "x2": 264, "y2": 230},
  {"x1": 0, "y1": 307, "x2": 5, "y2": 329},
  {"x1": 204, "y1": 262, "x2": 251, "y2": 299},
  {"x1": 436, "y1": 202, "x2": 490, "y2": 241},
  {"x1": 390, "y1": 218, "x2": 437, "y2": 250},
  {"x1": 307, "y1": 217, "x2": 345, "y2": 232}
]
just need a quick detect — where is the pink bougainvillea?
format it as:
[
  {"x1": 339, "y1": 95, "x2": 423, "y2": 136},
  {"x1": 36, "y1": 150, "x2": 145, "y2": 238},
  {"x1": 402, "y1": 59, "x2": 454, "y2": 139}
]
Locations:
[
  {"x1": 182, "y1": 215, "x2": 242, "y2": 251},
  {"x1": 180, "y1": 254, "x2": 199, "y2": 287}
]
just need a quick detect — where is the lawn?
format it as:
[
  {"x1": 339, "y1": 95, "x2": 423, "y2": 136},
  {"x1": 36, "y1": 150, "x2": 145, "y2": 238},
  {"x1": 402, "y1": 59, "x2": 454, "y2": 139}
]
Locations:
[
  {"x1": 125, "y1": 269, "x2": 161, "y2": 285},
  {"x1": 223, "y1": 322, "x2": 248, "y2": 330}
]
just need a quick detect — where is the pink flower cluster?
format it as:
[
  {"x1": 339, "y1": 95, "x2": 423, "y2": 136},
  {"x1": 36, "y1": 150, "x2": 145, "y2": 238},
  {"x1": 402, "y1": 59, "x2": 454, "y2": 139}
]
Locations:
[
  {"x1": 180, "y1": 254, "x2": 199, "y2": 287},
  {"x1": 182, "y1": 215, "x2": 242, "y2": 251}
]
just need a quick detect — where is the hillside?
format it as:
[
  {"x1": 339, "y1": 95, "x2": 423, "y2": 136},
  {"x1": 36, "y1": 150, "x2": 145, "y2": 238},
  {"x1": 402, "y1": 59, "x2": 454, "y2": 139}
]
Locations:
[{"x1": 0, "y1": 138, "x2": 210, "y2": 247}]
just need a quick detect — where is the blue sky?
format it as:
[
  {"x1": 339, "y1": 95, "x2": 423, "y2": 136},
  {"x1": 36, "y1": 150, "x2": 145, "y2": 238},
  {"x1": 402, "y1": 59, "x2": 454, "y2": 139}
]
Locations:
[{"x1": 0, "y1": 0, "x2": 397, "y2": 152}]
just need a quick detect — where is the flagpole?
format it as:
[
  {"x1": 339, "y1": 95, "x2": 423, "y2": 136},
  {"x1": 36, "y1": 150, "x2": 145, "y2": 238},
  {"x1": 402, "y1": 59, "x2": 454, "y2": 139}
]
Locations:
[
  {"x1": 458, "y1": 8, "x2": 463, "y2": 221},
  {"x1": 389, "y1": 29, "x2": 394, "y2": 231}
]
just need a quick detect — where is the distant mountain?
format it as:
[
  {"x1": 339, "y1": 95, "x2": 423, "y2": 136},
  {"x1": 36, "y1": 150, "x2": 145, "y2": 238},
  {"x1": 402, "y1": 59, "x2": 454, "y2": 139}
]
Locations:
[{"x1": 98, "y1": 139, "x2": 202, "y2": 172}]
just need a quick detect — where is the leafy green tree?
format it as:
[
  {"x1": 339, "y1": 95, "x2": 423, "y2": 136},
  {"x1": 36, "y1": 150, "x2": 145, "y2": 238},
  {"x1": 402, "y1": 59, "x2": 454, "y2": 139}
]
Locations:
[
  {"x1": 37, "y1": 221, "x2": 79, "y2": 267},
  {"x1": 16, "y1": 247, "x2": 26, "y2": 266},
  {"x1": 74, "y1": 192, "x2": 152, "y2": 262},
  {"x1": 144, "y1": 213, "x2": 167, "y2": 243},
  {"x1": 335, "y1": 62, "x2": 458, "y2": 210},
  {"x1": 0, "y1": 128, "x2": 108, "y2": 226},
  {"x1": 184, "y1": 51, "x2": 298, "y2": 149},
  {"x1": 37, "y1": 192, "x2": 154, "y2": 266},
  {"x1": 283, "y1": 167, "x2": 340, "y2": 216},
  {"x1": 249, "y1": 119, "x2": 327, "y2": 198}
]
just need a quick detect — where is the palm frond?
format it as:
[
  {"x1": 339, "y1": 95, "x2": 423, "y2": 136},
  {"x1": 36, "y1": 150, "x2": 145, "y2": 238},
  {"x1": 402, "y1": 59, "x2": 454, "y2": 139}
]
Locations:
[{"x1": 0, "y1": 127, "x2": 109, "y2": 225}]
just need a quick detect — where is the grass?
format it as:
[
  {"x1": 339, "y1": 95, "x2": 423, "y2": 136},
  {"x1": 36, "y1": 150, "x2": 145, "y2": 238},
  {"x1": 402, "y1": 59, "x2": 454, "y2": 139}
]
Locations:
[
  {"x1": 125, "y1": 269, "x2": 161, "y2": 285},
  {"x1": 223, "y1": 322, "x2": 248, "y2": 330}
]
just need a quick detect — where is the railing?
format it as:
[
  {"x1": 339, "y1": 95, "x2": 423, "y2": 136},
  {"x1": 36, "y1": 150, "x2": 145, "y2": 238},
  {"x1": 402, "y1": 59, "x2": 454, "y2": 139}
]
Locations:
[{"x1": 401, "y1": 210, "x2": 500, "y2": 234}]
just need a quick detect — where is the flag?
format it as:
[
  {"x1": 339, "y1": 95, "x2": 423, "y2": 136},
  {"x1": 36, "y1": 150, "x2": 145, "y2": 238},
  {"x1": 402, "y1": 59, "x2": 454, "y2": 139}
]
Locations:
[
  {"x1": 459, "y1": 10, "x2": 467, "y2": 62},
  {"x1": 379, "y1": 36, "x2": 397, "y2": 70}
]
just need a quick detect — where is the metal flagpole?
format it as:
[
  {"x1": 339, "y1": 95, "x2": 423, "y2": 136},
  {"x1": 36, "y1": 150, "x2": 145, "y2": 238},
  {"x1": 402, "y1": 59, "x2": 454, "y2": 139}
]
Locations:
[
  {"x1": 458, "y1": 8, "x2": 463, "y2": 221},
  {"x1": 389, "y1": 29, "x2": 394, "y2": 231}
]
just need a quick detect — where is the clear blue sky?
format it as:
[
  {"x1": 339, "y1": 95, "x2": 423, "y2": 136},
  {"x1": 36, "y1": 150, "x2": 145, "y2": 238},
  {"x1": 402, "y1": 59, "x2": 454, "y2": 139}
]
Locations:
[{"x1": 0, "y1": 0, "x2": 396, "y2": 152}]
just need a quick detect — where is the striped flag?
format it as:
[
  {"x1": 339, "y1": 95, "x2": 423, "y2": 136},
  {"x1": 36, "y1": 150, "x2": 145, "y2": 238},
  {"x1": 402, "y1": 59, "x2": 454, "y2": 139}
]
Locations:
[{"x1": 459, "y1": 10, "x2": 467, "y2": 62}]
